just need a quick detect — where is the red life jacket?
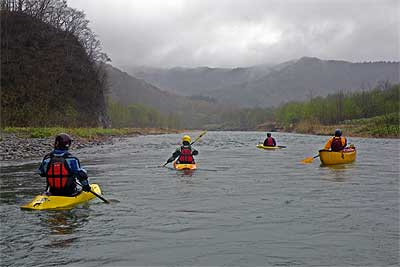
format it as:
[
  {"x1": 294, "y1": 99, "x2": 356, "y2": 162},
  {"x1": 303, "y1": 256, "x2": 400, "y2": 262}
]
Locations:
[
  {"x1": 331, "y1": 137, "x2": 345, "y2": 152},
  {"x1": 45, "y1": 154, "x2": 74, "y2": 190},
  {"x1": 178, "y1": 146, "x2": 194, "y2": 164},
  {"x1": 264, "y1": 137, "x2": 275, "y2": 146}
]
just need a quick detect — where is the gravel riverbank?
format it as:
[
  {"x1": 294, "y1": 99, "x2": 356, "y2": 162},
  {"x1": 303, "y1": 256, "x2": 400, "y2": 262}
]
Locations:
[
  {"x1": 0, "y1": 133, "x2": 114, "y2": 161},
  {"x1": 0, "y1": 128, "x2": 182, "y2": 162}
]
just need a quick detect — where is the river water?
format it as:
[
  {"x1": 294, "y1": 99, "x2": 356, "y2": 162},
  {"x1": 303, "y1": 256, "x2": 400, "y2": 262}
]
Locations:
[{"x1": 1, "y1": 131, "x2": 399, "y2": 266}]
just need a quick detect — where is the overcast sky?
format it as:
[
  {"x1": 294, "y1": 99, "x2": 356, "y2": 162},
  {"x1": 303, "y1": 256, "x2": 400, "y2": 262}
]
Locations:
[{"x1": 68, "y1": 0, "x2": 399, "y2": 68}]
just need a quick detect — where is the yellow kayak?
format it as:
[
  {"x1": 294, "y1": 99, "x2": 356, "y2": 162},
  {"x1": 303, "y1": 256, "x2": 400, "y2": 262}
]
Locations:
[
  {"x1": 257, "y1": 144, "x2": 286, "y2": 150},
  {"x1": 173, "y1": 161, "x2": 197, "y2": 170},
  {"x1": 21, "y1": 184, "x2": 102, "y2": 210},
  {"x1": 319, "y1": 149, "x2": 356, "y2": 165}
]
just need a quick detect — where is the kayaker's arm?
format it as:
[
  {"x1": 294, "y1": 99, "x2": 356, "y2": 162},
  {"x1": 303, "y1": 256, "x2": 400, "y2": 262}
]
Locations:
[
  {"x1": 67, "y1": 158, "x2": 90, "y2": 192},
  {"x1": 192, "y1": 149, "x2": 198, "y2": 156},
  {"x1": 323, "y1": 137, "x2": 333, "y2": 150},
  {"x1": 38, "y1": 158, "x2": 50, "y2": 177},
  {"x1": 167, "y1": 149, "x2": 181, "y2": 163}
]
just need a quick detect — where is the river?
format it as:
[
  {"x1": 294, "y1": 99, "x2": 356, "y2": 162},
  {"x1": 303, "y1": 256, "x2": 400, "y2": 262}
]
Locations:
[{"x1": 1, "y1": 131, "x2": 399, "y2": 266}]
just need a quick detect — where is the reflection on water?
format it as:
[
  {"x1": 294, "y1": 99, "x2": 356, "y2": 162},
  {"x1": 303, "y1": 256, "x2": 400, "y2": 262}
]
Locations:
[
  {"x1": 1, "y1": 132, "x2": 399, "y2": 267},
  {"x1": 43, "y1": 209, "x2": 89, "y2": 235}
]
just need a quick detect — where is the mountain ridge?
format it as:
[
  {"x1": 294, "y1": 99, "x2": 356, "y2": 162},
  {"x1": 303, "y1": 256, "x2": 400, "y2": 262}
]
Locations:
[{"x1": 126, "y1": 57, "x2": 399, "y2": 108}]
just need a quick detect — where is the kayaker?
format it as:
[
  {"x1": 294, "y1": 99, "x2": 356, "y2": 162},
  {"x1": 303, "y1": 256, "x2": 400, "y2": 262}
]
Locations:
[
  {"x1": 38, "y1": 133, "x2": 91, "y2": 196},
  {"x1": 323, "y1": 129, "x2": 347, "y2": 152},
  {"x1": 263, "y1": 133, "x2": 276, "y2": 147},
  {"x1": 166, "y1": 135, "x2": 198, "y2": 164}
]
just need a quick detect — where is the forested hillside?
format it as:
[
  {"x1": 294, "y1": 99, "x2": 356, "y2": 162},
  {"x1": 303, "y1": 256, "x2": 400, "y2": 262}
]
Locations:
[
  {"x1": 216, "y1": 83, "x2": 399, "y2": 137},
  {"x1": 105, "y1": 64, "x2": 232, "y2": 129},
  {"x1": 1, "y1": 1, "x2": 109, "y2": 127},
  {"x1": 129, "y1": 64, "x2": 272, "y2": 96},
  {"x1": 129, "y1": 57, "x2": 399, "y2": 108}
]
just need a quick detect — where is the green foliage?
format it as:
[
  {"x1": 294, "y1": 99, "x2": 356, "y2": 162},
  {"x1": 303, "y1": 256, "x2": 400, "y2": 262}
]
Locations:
[
  {"x1": 2, "y1": 127, "x2": 138, "y2": 138},
  {"x1": 275, "y1": 84, "x2": 400, "y2": 128},
  {"x1": 107, "y1": 99, "x2": 180, "y2": 129}
]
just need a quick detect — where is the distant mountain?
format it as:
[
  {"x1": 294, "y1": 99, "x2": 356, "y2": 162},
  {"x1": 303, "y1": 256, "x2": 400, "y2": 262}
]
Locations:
[
  {"x1": 105, "y1": 65, "x2": 227, "y2": 128},
  {"x1": 206, "y1": 57, "x2": 400, "y2": 107},
  {"x1": 125, "y1": 57, "x2": 399, "y2": 108},
  {"x1": 126, "y1": 64, "x2": 273, "y2": 96}
]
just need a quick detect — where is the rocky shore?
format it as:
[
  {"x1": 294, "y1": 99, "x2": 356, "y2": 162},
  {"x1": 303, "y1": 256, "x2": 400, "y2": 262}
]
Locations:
[
  {"x1": 0, "y1": 133, "x2": 114, "y2": 161},
  {"x1": 0, "y1": 128, "x2": 182, "y2": 162}
]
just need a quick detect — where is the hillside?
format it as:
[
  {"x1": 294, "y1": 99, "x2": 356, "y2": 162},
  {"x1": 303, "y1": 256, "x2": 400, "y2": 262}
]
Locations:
[
  {"x1": 1, "y1": 10, "x2": 108, "y2": 127},
  {"x1": 127, "y1": 64, "x2": 273, "y2": 96},
  {"x1": 208, "y1": 57, "x2": 400, "y2": 107},
  {"x1": 105, "y1": 65, "x2": 229, "y2": 128},
  {"x1": 127, "y1": 57, "x2": 399, "y2": 108}
]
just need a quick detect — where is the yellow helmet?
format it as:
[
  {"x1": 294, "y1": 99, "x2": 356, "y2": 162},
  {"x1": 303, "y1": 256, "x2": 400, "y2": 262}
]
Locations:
[{"x1": 182, "y1": 135, "x2": 191, "y2": 143}]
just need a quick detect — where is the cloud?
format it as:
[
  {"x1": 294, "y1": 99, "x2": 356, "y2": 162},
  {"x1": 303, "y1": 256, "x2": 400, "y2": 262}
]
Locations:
[{"x1": 68, "y1": 0, "x2": 399, "y2": 68}]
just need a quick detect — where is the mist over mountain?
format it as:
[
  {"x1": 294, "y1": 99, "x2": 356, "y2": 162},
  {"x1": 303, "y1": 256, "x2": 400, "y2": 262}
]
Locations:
[
  {"x1": 105, "y1": 65, "x2": 229, "y2": 128},
  {"x1": 126, "y1": 64, "x2": 273, "y2": 96},
  {"x1": 126, "y1": 57, "x2": 399, "y2": 108}
]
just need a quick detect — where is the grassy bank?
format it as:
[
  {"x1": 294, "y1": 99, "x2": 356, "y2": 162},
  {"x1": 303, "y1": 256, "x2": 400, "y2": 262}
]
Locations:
[
  {"x1": 286, "y1": 113, "x2": 399, "y2": 138},
  {"x1": 1, "y1": 127, "x2": 180, "y2": 139}
]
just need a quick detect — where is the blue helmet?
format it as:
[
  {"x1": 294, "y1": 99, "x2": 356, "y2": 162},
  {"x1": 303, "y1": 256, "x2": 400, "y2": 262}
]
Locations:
[{"x1": 334, "y1": 129, "x2": 342, "y2": 137}]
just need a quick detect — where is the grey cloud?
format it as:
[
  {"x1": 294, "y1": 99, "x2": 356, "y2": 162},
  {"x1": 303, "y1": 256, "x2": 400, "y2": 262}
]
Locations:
[{"x1": 68, "y1": 0, "x2": 399, "y2": 68}]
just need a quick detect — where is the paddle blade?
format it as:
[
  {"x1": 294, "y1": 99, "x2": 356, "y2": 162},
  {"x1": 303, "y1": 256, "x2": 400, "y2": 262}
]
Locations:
[
  {"x1": 191, "y1": 130, "x2": 207, "y2": 145},
  {"x1": 301, "y1": 157, "x2": 315, "y2": 164}
]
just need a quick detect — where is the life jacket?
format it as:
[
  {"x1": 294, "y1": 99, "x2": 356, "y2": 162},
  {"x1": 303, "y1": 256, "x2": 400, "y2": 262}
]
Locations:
[
  {"x1": 178, "y1": 146, "x2": 194, "y2": 164},
  {"x1": 264, "y1": 137, "x2": 275, "y2": 146},
  {"x1": 44, "y1": 153, "x2": 75, "y2": 191},
  {"x1": 331, "y1": 137, "x2": 345, "y2": 152}
]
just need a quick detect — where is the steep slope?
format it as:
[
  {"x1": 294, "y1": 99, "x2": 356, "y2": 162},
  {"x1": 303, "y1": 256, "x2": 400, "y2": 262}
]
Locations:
[
  {"x1": 1, "y1": 11, "x2": 108, "y2": 127},
  {"x1": 105, "y1": 65, "x2": 228, "y2": 128},
  {"x1": 207, "y1": 57, "x2": 400, "y2": 107}
]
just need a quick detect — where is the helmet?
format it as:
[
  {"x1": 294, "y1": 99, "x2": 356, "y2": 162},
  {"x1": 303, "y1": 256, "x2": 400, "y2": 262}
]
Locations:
[
  {"x1": 334, "y1": 129, "x2": 342, "y2": 137},
  {"x1": 54, "y1": 133, "x2": 73, "y2": 149},
  {"x1": 267, "y1": 133, "x2": 271, "y2": 137},
  {"x1": 182, "y1": 135, "x2": 191, "y2": 143}
]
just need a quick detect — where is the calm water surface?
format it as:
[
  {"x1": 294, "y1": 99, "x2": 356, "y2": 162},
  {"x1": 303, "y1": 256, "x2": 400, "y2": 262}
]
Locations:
[{"x1": 1, "y1": 131, "x2": 399, "y2": 266}]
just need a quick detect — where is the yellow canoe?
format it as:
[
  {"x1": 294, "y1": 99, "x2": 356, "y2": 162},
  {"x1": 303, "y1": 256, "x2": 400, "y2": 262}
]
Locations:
[
  {"x1": 319, "y1": 149, "x2": 356, "y2": 165},
  {"x1": 20, "y1": 184, "x2": 102, "y2": 210},
  {"x1": 256, "y1": 144, "x2": 285, "y2": 150},
  {"x1": 173, "y1": 162, "x2": 197, "y2": 170}
]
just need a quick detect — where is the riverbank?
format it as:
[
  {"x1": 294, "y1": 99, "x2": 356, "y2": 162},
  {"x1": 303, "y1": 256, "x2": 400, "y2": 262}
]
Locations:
[
  {"x1": 280, "y1": 113, "x2": 399, "y2": 138},
  {"x1": 0, "y1": 127, "x2": 180, "y2": 161}
]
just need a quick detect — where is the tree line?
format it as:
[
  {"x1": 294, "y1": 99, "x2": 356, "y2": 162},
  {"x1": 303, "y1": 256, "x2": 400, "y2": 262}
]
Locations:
[
  {"x1": 275, "y1": 83, "x2": 399, "y2": 126},
  {"x1": 1, "y1": 0, "x2": 110, "y2": 127},
  {"x1": 107, "y1": 99, "x2": 181, "y2": 129},
  {"x1": 1, "y1": 0, "x2": 109, "y2": 63}
]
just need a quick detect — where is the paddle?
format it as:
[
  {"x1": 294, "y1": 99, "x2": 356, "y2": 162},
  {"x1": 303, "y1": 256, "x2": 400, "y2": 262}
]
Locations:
[
  {"x1": 301, "y1": 154, "x2": 319, "y2": 164},
  {"x1": 76, "y1": 181, "x2": 110, "y2": 204},
  {"x1": 160, "y1": 130, "x2": 207, "y2": 167}
]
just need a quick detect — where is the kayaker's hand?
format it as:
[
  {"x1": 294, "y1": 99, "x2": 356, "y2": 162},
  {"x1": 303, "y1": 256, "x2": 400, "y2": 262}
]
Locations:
[
  {"x1": 82, "y1": 184, "x2": 91, "y2": 192},
  {"x1": 192, "y1": 150, "x2": 198, "y2": 156}
]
